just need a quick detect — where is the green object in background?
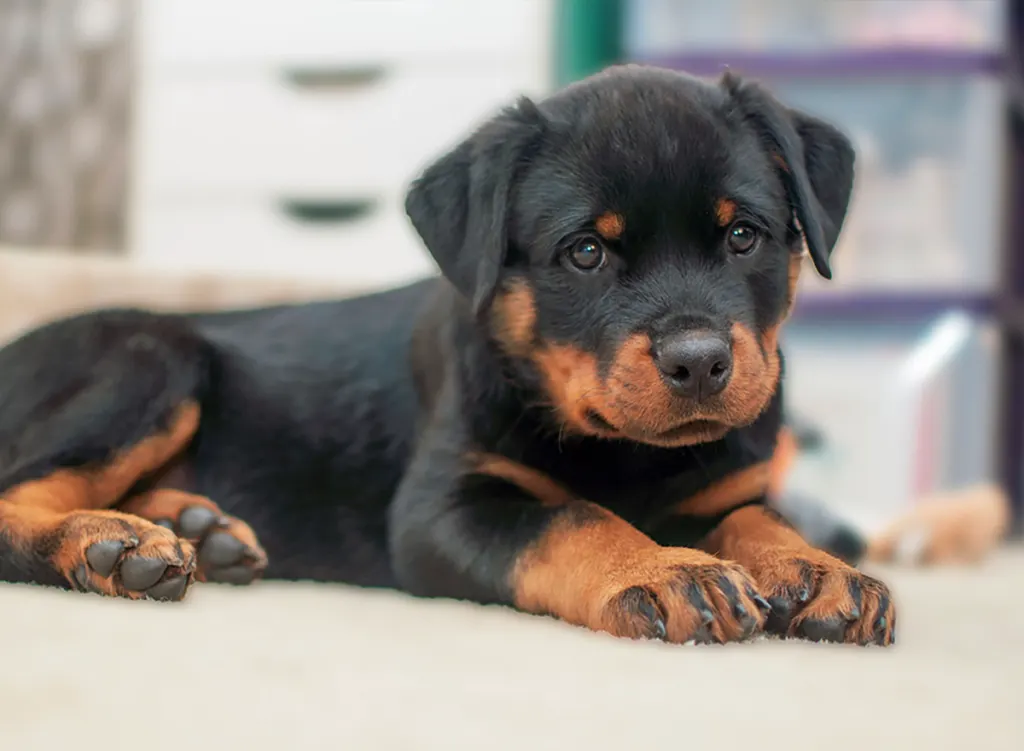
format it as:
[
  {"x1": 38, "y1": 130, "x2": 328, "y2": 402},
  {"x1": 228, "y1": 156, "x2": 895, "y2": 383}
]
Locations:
[{"x1": 554, "y1": 0, "x2": 623, "y2": 86}]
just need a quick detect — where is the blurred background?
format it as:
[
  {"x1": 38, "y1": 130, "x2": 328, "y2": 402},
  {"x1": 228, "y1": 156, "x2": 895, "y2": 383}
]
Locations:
[{"x1": 0, "y1": 0, "x2": 1019, "y2": 547}]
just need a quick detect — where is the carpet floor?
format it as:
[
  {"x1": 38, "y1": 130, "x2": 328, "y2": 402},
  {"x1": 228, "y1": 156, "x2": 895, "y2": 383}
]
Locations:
[{"x1": 2, "y1": 548, "x2": 1022, "y2": 750}]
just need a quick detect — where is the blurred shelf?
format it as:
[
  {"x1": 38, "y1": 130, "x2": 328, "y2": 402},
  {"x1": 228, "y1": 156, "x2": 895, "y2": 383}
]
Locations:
[
  {"x1": 997, "y1": 299, "x2": 1024, "y2": 336},
  {"x1": 633, "y1": 48, "x2": 1004, "y2": 78},
  {"x1": 790, "y1": 290, "x2": 994, "y2": 321}
]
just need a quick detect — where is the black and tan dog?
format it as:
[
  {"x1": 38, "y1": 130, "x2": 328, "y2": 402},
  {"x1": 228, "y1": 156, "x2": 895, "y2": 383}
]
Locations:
[{"x1": 0, "y1": 65, "x2": 894, "y2": 645}]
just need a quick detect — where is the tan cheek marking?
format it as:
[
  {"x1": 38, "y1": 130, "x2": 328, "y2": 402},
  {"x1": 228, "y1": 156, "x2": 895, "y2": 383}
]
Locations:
[
  {"x1": 719, "y1": 323, "x2": 779, "y2": 426},
  {"x1": 595, "y1": 212, "x2": 625, "y2": 241},
  {"x1": 468, "y1": 453, "x2": 575, "y2": 507},
  {"x1": 762, "y1": 322, "x2": 782, "y2": 356},
  {"x1": 715, "y1": 199, "x2": 737, "y2": 226},
  {"x1": 715, "y1": 253, "x2": 800, "y2": 432},
  {"x1": 531, "y1": 344, "x2": 605, "y2": 435},
  {"x1": 786, "y1": 252, "x2": 804, "y2": 313},
  {"x1": 491, "y1": 280, "x2": 537, "y2": 357},
  {"x1": 605, "y1": 333, "x2": 676, "y2": 434}
]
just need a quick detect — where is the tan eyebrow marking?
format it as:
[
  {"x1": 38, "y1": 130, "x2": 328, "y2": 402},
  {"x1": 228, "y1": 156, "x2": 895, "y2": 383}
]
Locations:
[
  {"x1": 715, "y1": 199, "x2": 737, "y2": 226},
  {"x1": 595, "y1": 212, "x2": 625, "y2": 240}
]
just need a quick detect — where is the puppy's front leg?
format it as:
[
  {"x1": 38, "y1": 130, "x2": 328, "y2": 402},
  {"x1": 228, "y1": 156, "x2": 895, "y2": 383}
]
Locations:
[
  {"x1": 649, "y1": 459, "x2": 896, "y2": 646},
  {"x1": 390, "y1": 453, "x2": 767, "y2": 644},
  {"x1": 703, "y1": 505, "x2": 897, "y2": 645}
]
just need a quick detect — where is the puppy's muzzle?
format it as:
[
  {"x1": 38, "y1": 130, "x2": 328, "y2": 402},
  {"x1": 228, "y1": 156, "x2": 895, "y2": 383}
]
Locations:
[{"x1": 651, "y1": 330, "x2": 733, "y2": 401}]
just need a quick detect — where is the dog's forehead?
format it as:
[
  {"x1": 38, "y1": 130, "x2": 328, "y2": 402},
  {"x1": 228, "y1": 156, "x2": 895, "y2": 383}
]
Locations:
[
  {"x1": 542, "y1": 69, "x2": 730, "y2": 177},
  {"x1": 518, "y1": 70, "x2": 778, "y2": 240}
]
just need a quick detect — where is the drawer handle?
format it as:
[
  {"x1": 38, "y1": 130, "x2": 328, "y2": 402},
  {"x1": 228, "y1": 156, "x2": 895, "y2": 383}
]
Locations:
[
  {"x1": 280, "y1": 65, "x2": 387, "y2": 91},
  {"x1": 278, "y1": 198, "x2": 377, "y2": 225}
]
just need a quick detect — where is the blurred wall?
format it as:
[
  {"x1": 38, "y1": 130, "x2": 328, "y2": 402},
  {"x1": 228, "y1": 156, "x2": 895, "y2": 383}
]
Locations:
[{"x1": 0, "y1": 0, "x2": 134, "y2": 252}]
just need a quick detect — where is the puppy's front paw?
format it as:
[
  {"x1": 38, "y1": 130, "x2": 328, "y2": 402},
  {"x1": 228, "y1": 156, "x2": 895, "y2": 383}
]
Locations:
[
  {"x1": 754, "y1": 552, "x2": 896, "y2": 646},
  {"x1": 599, "y1": 550, "x2": 770, "y2": 644}
]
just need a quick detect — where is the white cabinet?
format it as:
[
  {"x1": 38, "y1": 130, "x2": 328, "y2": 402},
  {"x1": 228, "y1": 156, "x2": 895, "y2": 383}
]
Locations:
[{"x1": 129, "y1": 0, "x2": 555, "y2": 289}]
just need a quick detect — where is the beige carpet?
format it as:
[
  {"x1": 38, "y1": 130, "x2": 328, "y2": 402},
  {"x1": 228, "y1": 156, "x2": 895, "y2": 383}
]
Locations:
[{"x1": 1, "y1": 549, "x2": 1022, "y2": 750}]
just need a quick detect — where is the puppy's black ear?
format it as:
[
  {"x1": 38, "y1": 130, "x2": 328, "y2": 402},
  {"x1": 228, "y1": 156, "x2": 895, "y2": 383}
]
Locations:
[
  {"x1": 722, "y1": 74, "x2": 855, "y2": 279},
  {"x1": 405, "y1": 98, "x2": 545, "y2": 314}
]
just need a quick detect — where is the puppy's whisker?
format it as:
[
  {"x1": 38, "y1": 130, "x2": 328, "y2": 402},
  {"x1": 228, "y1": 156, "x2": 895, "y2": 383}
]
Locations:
[{"x1": 556, "y1": 421, "x2": 569, "y2": 451}]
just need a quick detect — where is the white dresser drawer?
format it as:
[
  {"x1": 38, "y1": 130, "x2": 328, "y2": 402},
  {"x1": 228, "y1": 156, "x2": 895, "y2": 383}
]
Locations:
[
  {"x1": 142, "y1": 0, "x2": 553, "y2": 69},
  {"x1": 132, "y1": 197, "x2": 438, "y2": 289},
  {"x1": 136, "y1": 66, "x2": 533, "y2": 197}
]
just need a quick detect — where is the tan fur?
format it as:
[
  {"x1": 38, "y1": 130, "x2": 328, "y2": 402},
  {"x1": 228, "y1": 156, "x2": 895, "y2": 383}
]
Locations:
[
  {"x1": 120, "y1": 488, "x2": 268, "y2": 581},
  {"x1": 594, "y1": 212, "x2": 625, "y2": 240},
  {"x1": 531, "y1": 343, "x2": 608, "y2": 436},
  {"x1": 673, "y1": 462, "x2": 771, "y2": 517},
  {"x1": 786, "y1": 252, "x2": 804, "y2": 312},
  {"x1": 491, "y1": 279, "x2": 537, "y2": 356},
  {"x1": 469, "y1": 454, "x2": 575, "y2": 507},
  {"x1": 704, "y1": 506, "x2": 895, "y2": 645},
  {"x1": 532, "y1": 326, "x2": 781, "y2": 447},
  {"x1": 715, "y1": 199, "x2": 737, "y2": 226},
  {"x1": 3, "y1": 401, "x2": 200, "y2": 513},
  {"x1": 727, "y1": 322, "x2": 781, "y2": 425},
  {"x1": 768, "y1": 427, "x2": 799, "y2": 498},
  {"x1": 0, "y1": 502, "x2": 195, "y2": 598},
  {"x1": 865, "y1": 484, "x2": 1010, "y2": 565},
  {"x1": 513, "y1": 503, "x2": 764, "y2": 642}
]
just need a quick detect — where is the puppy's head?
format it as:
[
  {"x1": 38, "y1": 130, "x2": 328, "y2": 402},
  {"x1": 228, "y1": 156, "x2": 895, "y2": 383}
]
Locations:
[{"x1": 405, "y1": 65, "x2": 854, "y2": 447}]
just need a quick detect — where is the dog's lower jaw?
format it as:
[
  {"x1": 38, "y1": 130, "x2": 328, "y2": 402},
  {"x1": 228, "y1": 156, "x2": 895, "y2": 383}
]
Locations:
[
  {"x1": 580, "y1": 407, "x2": 735, "y2": 448},
  {"x1": 637, "y1": 419, "x2": 731, "y2": 448}
]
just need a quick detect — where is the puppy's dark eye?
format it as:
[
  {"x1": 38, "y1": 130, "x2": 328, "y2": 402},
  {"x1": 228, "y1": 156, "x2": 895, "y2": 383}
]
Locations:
[
  {"x1": 566, "y1": 236, "x2": 606, "y2": 271},
  {"x1": 727, "y1": 223, "x2": 760, "y2": 255}
]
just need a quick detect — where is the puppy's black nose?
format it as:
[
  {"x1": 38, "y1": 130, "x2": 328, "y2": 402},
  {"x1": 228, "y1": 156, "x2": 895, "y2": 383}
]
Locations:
[{"x1": 653, "y1": 332, "x2": 732, "y2": 400}]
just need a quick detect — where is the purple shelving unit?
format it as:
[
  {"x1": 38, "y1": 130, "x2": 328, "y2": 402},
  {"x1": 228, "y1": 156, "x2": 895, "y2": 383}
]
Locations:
[
  {"x1": 627, "y1": 4, "x2": 1022, "y2": 530},
  {"x1": 640, "y1": 48, "x2": 1004, "y2": 78},
  {"x1": 1001, "y1": 0, "x2": 1023, "y2": 531},
  {"x1": 793, "y1": 291, "x2": 995, "y2": 321}
]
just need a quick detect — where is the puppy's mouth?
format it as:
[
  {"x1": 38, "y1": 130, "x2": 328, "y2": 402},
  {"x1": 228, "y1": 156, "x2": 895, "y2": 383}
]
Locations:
[
  {"x1": 536, "y1": 327, "x2": 779, "y2": 448},
  {"x1": 648, "y1": 419, "x2": 729, "y2": 444},
  {"x1": 584, "y1": 410, "x2": 618, "y2": 433},
  {"x1": 584, "y1": 410, "x2": 729, "y2": 447}
]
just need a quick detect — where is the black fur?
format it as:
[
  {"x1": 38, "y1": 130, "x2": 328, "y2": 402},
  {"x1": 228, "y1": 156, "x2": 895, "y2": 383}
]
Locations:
[{"x1": 0, "y1": 66, "x2": 855, "y2": 612}]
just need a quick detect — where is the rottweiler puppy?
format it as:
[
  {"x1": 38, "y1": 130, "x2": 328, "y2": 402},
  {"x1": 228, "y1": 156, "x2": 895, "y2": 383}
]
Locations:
[{"x1": 0, "y1": 65, "x2": 895, "y2": 645}]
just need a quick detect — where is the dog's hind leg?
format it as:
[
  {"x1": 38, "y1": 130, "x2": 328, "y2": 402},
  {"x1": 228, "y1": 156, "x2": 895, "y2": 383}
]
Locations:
[{"x1": 0, "y1": 311, "x2": 211, "y2": 600}]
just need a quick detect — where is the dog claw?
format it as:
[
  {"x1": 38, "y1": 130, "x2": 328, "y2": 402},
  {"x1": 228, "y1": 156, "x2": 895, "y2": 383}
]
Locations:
[{"x1": 71, "y1": 564, "x2": 91, "y2": 592}]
